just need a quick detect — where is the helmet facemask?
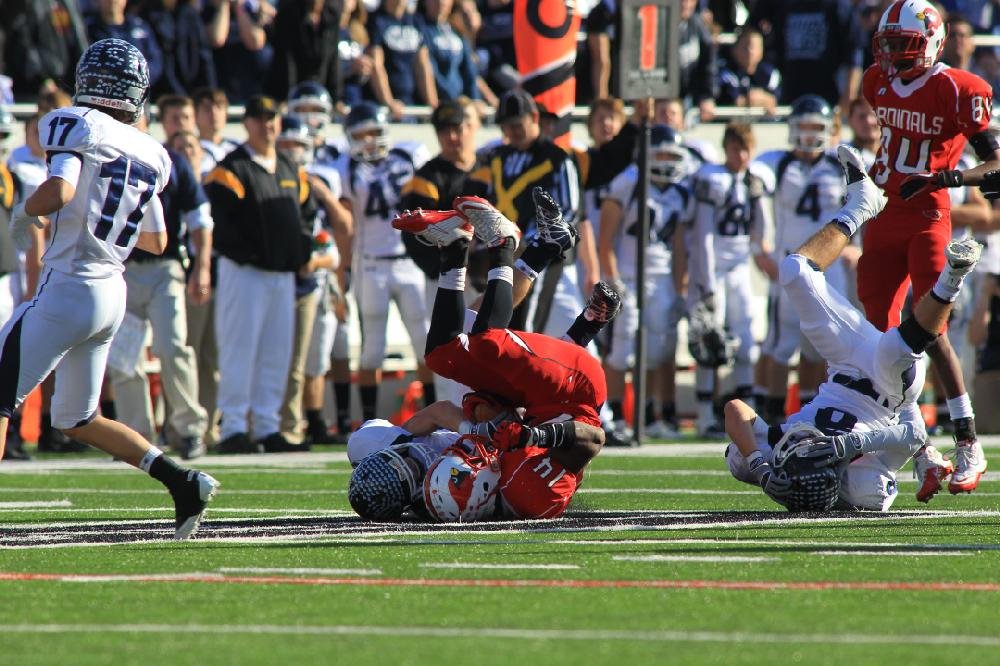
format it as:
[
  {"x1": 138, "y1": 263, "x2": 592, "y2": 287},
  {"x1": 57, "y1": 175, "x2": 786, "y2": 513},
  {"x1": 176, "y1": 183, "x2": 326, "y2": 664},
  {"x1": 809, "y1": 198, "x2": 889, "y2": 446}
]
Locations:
[{"x1": 789, "y1": 116, "x2": 832, "y2": 154}]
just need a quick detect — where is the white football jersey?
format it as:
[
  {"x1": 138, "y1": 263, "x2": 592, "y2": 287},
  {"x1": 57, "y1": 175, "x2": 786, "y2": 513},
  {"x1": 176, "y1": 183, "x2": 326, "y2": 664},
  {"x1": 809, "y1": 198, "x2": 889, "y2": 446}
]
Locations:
[
  {"x1": 691, "y1": 163, "x2": 774, "y2": 272},
  {"x1": 602, "y1": 164, "x2": 692, "y2": 278},
  {"x1": 757, "y1": 149, "x2": 846, "y2": 258},
  {"x1": 340, "y1": 146, "x2": 425, "y2": 257},
  {"x1": 38, "y1": 107, "x2": 170, "y2": 279}
]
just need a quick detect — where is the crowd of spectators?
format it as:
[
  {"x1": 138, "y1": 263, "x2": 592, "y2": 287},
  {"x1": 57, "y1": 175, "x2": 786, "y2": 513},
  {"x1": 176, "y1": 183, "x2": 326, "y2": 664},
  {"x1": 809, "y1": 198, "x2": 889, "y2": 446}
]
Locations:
[{"x1": 5, "y1": 0, "x2": 1000, "y2": 118}]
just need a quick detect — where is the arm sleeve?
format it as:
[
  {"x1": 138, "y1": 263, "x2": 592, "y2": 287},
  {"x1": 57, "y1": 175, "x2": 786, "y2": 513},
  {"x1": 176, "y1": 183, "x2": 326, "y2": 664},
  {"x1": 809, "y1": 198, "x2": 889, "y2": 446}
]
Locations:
[
  {"x1": 184, "y1": 202, "x2": 214, "y2": 231},
  {"x1": 688, "y1": 179, "x2": 718, "y2": 300},
  {"x1": 956, "y1": 74, "x2": 993, "y2": 138},
  {"x1": 47, "y1": 152, "x2": 83, "y2": 188}
]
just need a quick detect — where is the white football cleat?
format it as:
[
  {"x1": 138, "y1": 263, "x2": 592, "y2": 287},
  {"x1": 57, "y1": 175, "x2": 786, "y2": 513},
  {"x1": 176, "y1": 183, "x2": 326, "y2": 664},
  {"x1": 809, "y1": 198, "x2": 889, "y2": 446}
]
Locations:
[
  {"x1": 453, "y1": 196, "x2": 521, "y2": 247},
  {"x1": 833, "y1": 144, "x2": 887, "y2": 234},
  {"x1": 645, "y1": 420, "x2": 680, "y2": 439},
  {"x1": 949, "y1": 438, "x2": 987, "y2": 494},
  {"x1": 170, "y1": 470, "x2": 220, "y2": 540},
  {"x1": 913, "y1": 445, "x2": 954, "y2": 503},
  {"x1": 943, "y1": 237, "x2": 983, "y2": 280}
]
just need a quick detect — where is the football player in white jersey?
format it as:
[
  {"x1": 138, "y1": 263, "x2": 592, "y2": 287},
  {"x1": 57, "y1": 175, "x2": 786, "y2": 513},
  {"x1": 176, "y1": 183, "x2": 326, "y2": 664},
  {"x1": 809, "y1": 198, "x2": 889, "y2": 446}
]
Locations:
[
  {"x1": 685, "y1": 123, "x2": 775, "y2": 437},
  {"x1": 3, "y1": 40, "x2": 219, "y2": 539},
  {"x1": 599, "y1": 125, "x2": 692, "y2": 441},
  {"x1": 755, "y1": 96, "x2": 849, "y2": 425},
  {"x1": 337, "y1": 102, "x2": 434, "y2": 423},
  {"x1": 724, "y1": 145, "x2": 976, "y2": 511}
]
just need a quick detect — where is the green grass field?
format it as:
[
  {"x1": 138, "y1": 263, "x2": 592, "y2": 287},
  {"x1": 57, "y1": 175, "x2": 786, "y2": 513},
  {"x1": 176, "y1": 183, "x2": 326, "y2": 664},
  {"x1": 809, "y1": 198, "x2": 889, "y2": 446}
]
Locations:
[{"x1": 2, "y1": 438, "x2": 1000, "y2": 666}]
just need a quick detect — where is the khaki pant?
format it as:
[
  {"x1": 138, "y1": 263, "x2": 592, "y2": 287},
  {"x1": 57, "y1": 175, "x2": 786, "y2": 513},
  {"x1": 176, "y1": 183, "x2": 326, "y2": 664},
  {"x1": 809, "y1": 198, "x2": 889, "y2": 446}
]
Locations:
[
  {"x1": 111, "y1": 260, "x2": 208, "y2": 441},
  {"x1": 280, "y1": 289, "x2": 320, "y2": 439},
  {"x1": 974, "y1": 370, "x2": 1000, "y2": 434}
]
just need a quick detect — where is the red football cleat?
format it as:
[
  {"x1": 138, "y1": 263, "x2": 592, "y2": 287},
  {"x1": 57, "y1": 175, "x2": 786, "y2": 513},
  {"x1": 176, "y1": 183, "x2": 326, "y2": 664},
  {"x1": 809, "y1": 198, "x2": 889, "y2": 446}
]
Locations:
[{"x1": 392, "y1": 208, "x2": 472, "y2": 247}]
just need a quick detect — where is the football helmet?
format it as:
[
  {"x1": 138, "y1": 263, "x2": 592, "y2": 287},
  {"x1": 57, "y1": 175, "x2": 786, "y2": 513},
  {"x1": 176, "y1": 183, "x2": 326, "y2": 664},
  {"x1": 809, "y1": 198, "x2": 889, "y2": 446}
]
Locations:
[
  {"x1": 787, "y1": 95, "x2": 834, "y2": 154},
  {"x1": 423, "y1": 437, "x2": 501, "y2": 522},
  {"x1": 348, "y1": 441, "x2": 437, "y2": 520},
  {"x1": 346, "y1": 418, "x2": 414, "y2": 466},
  {"x1": 287, "y1": 80, "x2": 333, "y2": 136},
  {"x1": 277, "y1": 114, "x2": 313, "y2": 165},
  {"x1": 344, "y1": 102, "x2": 390, "y2": 162},
  {"x1": 771, "y1": 423, "x2": 841, "y2": 512},
  {"x1": 648, "y1": 124, "x2": 689, "y2": 185},
  {"x1": 74, "y1": 38, "x2": 150, "y2": 124},
  {"x1": 872, "y1": 0, "x2": 945, "y2": 79}
]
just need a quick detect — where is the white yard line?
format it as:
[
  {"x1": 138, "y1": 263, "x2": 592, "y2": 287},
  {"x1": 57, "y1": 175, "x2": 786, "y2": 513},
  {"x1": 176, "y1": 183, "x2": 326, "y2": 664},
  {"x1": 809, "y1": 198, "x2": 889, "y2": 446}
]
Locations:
[
  {"x1": 218, "y1": 567, "x2": 382, "y2": 576},
  {"x1": 419, "y1": 562, "x2": 580, "y2": 570},
  {"x1": 612, "y1": 554, "x2": 778, "y2": 563},
  {"x1": 811, "y1": 550, "x2": 970, "y2": 557},
  {"x1": 0, "y1": 500, "x2": 72, "y2": 508},
  {"x1": 3, "y1": 623, "x2": 1000, "y2": 647}
]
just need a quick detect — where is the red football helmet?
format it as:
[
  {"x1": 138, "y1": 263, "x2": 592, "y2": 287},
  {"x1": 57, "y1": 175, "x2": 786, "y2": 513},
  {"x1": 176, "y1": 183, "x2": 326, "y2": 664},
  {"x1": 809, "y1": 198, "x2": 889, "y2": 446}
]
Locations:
[
  {"x1": 872, "y1": 0, "x2": 946, "y2": 78},
  {"x1": 422, "y1": 437, "x2": 501, "y2": 522}
]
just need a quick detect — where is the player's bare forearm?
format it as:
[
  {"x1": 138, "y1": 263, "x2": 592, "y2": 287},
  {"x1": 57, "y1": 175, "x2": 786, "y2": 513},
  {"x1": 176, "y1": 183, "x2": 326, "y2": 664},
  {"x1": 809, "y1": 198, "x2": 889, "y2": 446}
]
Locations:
[
  {"x1": 402, "y1": 400, "x2": 464, "y2": 435},
  {"x1": 550, "y1": 421, "x2": 604, "y2": 473},
  {"x1": 135, "y1": 230, "x2": 168, "y2": 255},
  {"x1": 24, "y1": 177, "x2": 75, "y2": 217},
  {"x1": 958, "y1": 155, "x2": 1000, "y2": 185},
  {"x1": 724, "y1": 399, "x2": 761, "y2": 457}
]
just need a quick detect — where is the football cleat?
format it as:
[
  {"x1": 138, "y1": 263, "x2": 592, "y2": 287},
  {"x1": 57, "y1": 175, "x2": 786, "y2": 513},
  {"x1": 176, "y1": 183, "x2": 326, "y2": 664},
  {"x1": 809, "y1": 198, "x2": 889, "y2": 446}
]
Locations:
[
  {"x1": 645, "y1": 420, "x2": 680, "y2": 440},
  {"x1": 943, "y1": 237, "x2": 982, "y2": 277},
  {"x1": 170, "y1": 470, "x2": 220, "y2": 540},
  {"x1": 585, "y1": 281, "x2": 623, "y2": 323},
  {"x1": 392, "y1": 208, "x2": 472, "y2": 247},
  {"x1": 948, "y1": 438, "x2": 987, "y2": 494},
  {"x1": 453, "y1": 196, "x2": 521, "y2": 247},
  {"x1": 603, "y1": 420, "x2": 636, "y2": 448},
  {"x1": 531, "y1": 186, "x2": 577, "y2": 255},
  {"x1": 912, "y1": 445, "x2": 954, "y2": 503},
  {"x1": 833, "y1": 144, "x2": 887, "y2": 233}
]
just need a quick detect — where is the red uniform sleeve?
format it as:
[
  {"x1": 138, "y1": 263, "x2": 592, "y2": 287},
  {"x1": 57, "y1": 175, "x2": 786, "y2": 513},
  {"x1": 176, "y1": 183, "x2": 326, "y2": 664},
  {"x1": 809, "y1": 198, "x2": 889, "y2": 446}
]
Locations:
[{"x1": 948, "y1": 68, "x2": 993, "y2": 138}]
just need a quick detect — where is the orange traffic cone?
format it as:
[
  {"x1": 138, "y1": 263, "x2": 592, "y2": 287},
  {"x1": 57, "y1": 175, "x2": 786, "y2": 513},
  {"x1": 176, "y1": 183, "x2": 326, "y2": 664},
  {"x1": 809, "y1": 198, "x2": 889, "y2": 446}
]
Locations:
[{"x1": 390, "y1": 380, "x2": 424, "y2": 425}]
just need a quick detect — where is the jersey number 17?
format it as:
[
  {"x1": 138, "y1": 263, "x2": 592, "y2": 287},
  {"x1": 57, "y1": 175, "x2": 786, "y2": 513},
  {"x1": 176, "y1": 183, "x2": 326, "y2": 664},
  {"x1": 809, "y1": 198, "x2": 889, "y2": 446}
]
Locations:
[{"x1": 94, "y1": 156, "x2": 157, "y2": 247}]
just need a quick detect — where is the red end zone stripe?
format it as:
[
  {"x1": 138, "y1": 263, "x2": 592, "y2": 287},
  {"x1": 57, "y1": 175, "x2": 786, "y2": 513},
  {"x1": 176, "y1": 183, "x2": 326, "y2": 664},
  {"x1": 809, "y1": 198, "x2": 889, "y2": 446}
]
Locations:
[{"x1": 2, "y1": 572, "x2": 1000, "y2": 592}]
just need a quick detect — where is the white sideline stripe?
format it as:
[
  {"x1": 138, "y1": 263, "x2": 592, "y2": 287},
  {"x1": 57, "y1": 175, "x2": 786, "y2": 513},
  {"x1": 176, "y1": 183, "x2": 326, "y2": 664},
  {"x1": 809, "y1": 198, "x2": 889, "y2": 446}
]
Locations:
[
  {"x1": 218, "y1": 567, "x2": 382, "y2": 576},
  {"x1": 419, "y1": 562, "x2": 580, "y2": 570},
  {"x1": 5, "y1": 623, "x2": 1000, "y2": 646},
  {"x1": 812, "y1": 550, "x2": 970, "y2": 557},
  {"x1": 612, "y1": 555, "x2": 778, "y2": 563},
  {"x1": 0, "y1": 500, "x2": 72, "y2": 508}
]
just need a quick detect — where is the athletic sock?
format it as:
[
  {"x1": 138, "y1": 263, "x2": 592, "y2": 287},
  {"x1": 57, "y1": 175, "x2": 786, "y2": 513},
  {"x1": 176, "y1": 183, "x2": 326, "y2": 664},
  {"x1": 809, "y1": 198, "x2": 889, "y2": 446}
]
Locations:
[
  {"x1": 423, "y1": 382, "x2": 437, "y2": 406},
  {"x1": 661, "y1": 401, "x2": 677, "y2": 426},
  {"x1": 609, "y1": 399, "x2": 624, "y2": 422},
  {"x1": 472, "y1": 237, "x2": 515, "y2": 334},
  {"x1": 143, "y1": 447, "x2": 186, "y2": 487},
  {"x1": 334, "y1": 382, "x2": 351, "y2": 432},
  {"x1": 439, "y1": 239, "x2": 470, "y2": 273},
  {"x1": 515, "y1": 241, "x2": 560, "y2": 281},
  {"x1": 764, "y1": 396, "x2": 785, "y2": 423},
  {"x1": 305, "y1": 408, "x2": 325, "y2": 429},
  {"x1": 645, "y1": 399, "x2": 657, "y2": 426},
  {"x1": 360, "y1": 385, "x2": 377, "y2": 422}
]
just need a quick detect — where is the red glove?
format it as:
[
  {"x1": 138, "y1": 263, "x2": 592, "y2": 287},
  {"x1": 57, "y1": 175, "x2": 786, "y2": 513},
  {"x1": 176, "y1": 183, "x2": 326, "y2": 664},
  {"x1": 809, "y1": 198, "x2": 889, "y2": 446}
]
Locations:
[
  {"x1": 899, "y1": 170, "x2": 963, "y2": 201},
  {"x1": 491, "y1": 421, "x2": 530, "y2": 451}
]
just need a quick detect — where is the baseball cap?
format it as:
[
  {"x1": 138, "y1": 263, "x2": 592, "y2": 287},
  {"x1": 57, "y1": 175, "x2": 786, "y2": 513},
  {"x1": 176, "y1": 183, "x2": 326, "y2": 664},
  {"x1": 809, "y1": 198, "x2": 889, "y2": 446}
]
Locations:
[
  {"x1": 495, "y1": 89, "x2": 538, "y2": 124},
  {"x1": 431, "y1": 99, "x2": 473, "y2": 130},
  {"x1": 244, "y1": 95, "x2": 279, "y2": 119}
]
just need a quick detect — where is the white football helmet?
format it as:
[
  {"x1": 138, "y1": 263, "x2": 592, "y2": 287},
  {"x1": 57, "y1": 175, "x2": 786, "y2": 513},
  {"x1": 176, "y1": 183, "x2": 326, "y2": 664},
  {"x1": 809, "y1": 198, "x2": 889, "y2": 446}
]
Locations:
[
  {"x1": 872, "y1": 0, "x2": 946, "y2": 78},
  {"x1": 423, "y1": 437, "x2": 501, "y2": 522}
]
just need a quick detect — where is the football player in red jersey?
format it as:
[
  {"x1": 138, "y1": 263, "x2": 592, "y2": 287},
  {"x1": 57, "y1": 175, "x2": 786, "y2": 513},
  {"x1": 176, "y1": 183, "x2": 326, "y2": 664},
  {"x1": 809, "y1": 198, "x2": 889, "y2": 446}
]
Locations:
[{"x1": 859, "y1": 0, "x2": 999, "y2": 494}]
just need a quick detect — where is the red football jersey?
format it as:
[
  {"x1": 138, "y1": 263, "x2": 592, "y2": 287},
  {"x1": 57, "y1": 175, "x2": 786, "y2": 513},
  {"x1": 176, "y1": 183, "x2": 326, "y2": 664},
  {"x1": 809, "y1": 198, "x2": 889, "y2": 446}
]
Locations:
[{"x1": 862, "y1": 63, "x2": 992, "y2": 209}]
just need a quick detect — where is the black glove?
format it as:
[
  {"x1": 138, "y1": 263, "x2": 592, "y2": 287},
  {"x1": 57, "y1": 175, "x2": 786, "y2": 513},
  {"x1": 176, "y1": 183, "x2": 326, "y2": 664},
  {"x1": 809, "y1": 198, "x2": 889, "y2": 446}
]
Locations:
[
  {"x1": 899, "y1": 170, "x2": 962, "y2": 201},
  {"x1": 980, "y1": 169, "x2": 1000, "y2": 200}
]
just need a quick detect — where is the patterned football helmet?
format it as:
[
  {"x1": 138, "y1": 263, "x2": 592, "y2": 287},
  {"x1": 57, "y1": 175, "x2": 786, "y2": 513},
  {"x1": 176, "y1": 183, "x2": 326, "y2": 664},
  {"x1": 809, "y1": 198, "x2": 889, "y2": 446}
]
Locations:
[
  {"x1": 772, "y1": 423, "x2": 841, "y2": 512},
  {"x1": 787, "y1": 95, "x2": 834, "y2": 154},
  {"x1": 422, "y1": 437, "x2": 501, "y2": 522},
  {"x1": 873, "y1": 0, "x2": 946, "y2": 79},
  {"x1": 348, "y1": 441, "x2": 437, "y2": 520},
  {"x1": 287, "y1": 81, "x2": 333, "y2": 136},
  {"x1": 74, "y1": 38, "x2": 150, "y2": 124},
  {"x1": 649, "y1": 124, "x2": 689, "y2": 185},
  {"x1": 344, "y1": 102, "x2": 390, "y2": 162}
]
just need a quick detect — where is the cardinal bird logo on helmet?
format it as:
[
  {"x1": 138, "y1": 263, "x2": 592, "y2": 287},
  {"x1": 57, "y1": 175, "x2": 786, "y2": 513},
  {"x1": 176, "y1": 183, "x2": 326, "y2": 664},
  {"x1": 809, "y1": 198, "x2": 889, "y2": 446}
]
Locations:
[{"x1": 915, "y1": 7, "x2": 941, "y2": 33}]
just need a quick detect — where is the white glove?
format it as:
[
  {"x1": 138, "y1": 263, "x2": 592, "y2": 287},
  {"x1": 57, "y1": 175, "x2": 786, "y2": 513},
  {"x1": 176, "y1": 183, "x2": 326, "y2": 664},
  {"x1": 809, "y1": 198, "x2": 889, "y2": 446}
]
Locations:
[{"x1": 9, "y1": 203, "x2": 44, "y2": 252}]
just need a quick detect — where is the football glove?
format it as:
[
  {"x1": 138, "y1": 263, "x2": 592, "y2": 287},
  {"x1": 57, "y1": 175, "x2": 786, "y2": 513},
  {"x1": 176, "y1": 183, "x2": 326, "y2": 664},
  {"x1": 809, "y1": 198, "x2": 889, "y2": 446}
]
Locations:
[
  {"x1": 491, "y1": 420, "x2": 530, "y2": 452},
  {"x1": 980, "y1": 169, "x2": 1000, "y2": 200},
  {"x1": 899, "y1": 170, "x2": 963, "y2": 201},
  {"x1": 760, "y1": 468, "x2": 792, "y2": 506},
  {"x1": 795, "y1": 432, "x2": 865, "y2": 468},
  {"x1": 9, "y1": 203, "x2": 44, "y2": 252}
]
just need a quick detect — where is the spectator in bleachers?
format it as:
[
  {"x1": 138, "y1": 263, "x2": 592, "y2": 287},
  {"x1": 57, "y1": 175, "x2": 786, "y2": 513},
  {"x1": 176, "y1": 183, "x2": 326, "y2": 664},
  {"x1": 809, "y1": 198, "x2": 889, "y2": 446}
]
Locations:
[
  {"x1": 337, "y1": 0, "x2": 372, "y2": 109},
  {"x1": 2, "y1": 0, "x2": 89, "y2": 97},
  {"x1": 716, "y1": 27, "x2": 781, "y2": 116},
  {"x1": 158, "y1": 93, "x2": 198, "y2": 141},
  {"x1": 143, "y1": 0, "x2": 217, "y2": 98},
  {"x1": 748, "y1": 0, "x2": 863, "y2": 111},
  {"x1": 367, "y1": 0, "x2": 439, "y2": 118},
  {"x1": 418, "y1": 0, "x2": 480, "y2": 102},
  {"x1": 845, "y1": 97, "x2": 879, "y2": 167},
  {"x1": 266, "y1": 0, "x2": 342, "y2": 101},
  {"x1": 203, "y1": 0, "x2": 275, "y2": 102},
  {"x1": 654, "y1": 97, "x2": 719, "y2": 166},
  {"x1": 476, "y1": 0, "x2": 518, "y2": 95},
  {"x1": 86, "y1": 0, "x2": 165, "y2": 88},
  {"x1": 677, "y1": 0, "x2": 718, "y2": 122},
  {"x1": 192, "y1": 86, "x2": 240, "y2": 172},
  {"x1": 578, "y1": 0, "x2": 616, "y2": 104},
  {"x1": 169, "y1": 128, "x2": 205, "y2": 173},
  {"x1": 943, "y1": 15, "x2": 978, "y2": 71},
  {"x1": 204, "y1": 95, "x2": 316, "y2": 454}
]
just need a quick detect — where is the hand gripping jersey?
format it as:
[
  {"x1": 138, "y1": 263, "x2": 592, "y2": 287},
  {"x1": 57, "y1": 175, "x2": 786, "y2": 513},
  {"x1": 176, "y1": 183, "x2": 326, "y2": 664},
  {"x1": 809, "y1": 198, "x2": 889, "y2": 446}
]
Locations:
[
  {"x1": 756, "y1": 149, "x2": 847, "y2": 257},
  {"x1": 339, "y1": 144, "x2": 427, "y2": 258},
  {"x1": 39, "y1": 106, "x2": 170, "y2": 278},
  {"x1": 603, "y1": 164, "x2": 693, "y2": 279},
  {"x1": 862, "y1": 63, "x2": 992, "y2": 209}
]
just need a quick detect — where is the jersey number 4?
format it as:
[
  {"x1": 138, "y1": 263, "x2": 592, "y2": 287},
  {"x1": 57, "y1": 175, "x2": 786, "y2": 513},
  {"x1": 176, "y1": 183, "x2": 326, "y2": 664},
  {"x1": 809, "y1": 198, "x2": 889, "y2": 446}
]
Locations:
[{"x1": 94, "y1": 156, "x2": 157, "y2": 247}]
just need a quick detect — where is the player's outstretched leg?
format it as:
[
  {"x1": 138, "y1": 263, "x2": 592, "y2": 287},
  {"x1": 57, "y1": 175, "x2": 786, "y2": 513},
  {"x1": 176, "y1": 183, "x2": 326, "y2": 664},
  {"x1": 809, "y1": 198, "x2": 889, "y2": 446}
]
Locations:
[
  {"x1": 795, "y1": 145, "x2": 887, "y2": 270},
  {"x1": 563, "y1": 281, "x2": 623, "y2": 347},
  {"x1": 455, "y1": 196, "x2": 520, "y2": 333}
]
